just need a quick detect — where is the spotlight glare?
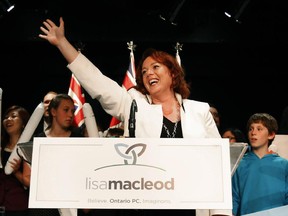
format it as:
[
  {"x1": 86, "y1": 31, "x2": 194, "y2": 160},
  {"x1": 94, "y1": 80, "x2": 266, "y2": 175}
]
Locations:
[
  {"x1": 0, "y1": 0, "x2": 15, "y2": 14},
  {"x1": 7, "y1": 4, "x2": 14, "y2": 12},
  {"x1": 224, "y1": 12, "x2": 232, "y2": 18}
]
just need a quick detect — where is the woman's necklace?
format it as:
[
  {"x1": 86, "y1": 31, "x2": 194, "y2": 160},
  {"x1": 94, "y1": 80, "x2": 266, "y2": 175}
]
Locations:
[
  {"x1": 162, "y1": 101, "x2": 181, "y2": 122},
  {"x1": 163, "y1": 121, "x2": 178, "y2": 138}
]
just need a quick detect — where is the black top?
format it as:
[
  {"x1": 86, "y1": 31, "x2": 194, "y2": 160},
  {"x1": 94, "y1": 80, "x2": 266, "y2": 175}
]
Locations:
[
  {"x1": 35, "y1": 127, "x2": 84, "y2": 137},
  {"x1": 161, "y1": 117, "x2": 183, "y2": 138}
]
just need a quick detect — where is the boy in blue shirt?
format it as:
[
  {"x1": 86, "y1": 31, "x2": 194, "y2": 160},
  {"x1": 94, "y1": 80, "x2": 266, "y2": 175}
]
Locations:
[{"x1": 232, "y1": 113, "x2": 288, "y2": 215}]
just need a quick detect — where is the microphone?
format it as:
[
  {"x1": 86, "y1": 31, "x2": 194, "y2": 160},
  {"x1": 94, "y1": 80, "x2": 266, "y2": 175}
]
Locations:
[{"x1": 128, "y1": 99, "x2": 137, "y2": 137}]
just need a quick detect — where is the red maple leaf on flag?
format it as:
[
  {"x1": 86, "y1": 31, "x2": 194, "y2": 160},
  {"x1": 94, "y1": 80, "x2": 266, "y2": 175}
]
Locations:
[{"x1": 68, "y1": 74, "x2": 85, "y2": 127}]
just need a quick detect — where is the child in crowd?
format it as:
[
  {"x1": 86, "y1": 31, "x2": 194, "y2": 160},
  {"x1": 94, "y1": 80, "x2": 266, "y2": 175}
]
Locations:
[{"x1": 232, "y1": 113, "x2": 288, "y2": 215}]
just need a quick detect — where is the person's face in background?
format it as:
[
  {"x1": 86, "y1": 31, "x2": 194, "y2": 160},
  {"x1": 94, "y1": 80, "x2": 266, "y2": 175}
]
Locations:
[
  {"x1": 209, "y1": 106, "x2": 220, "y2": 128},
  {"x1": 3, "y1": 110, "x2": 24, "y2": 136},
  {"x1": 248, "y1": 122, "x2": 273, "y2": 149},
  {"x1": 43, "y1": 92, "x2": 57, "y2": 117},
  {"x1": 50, "y1": 99, "x2": 75, "y2": 129},
  {"x1": 222, "y1": 130, "x2": 236, "y2": 144}
]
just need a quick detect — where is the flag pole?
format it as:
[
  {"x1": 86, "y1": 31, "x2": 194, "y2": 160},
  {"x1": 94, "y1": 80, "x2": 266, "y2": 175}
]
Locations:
[
  {"x1": 127, "y1": 41, "x2": 136, "y2": 53},
  {"x1": 174, "y1": 42, "x2": 183, "y2": 66},
  {"x1": 109, "y1": 41, "x2": 137, "y2": 128}
]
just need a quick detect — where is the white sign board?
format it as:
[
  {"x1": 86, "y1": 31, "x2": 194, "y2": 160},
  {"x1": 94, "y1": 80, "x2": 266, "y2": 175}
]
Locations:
[
  {"x1": 29, "y1": 137, "x2": 232, "y2": 210},
  {"x1": 269, "y1": 135, "x2": 288, "y2": 159}
]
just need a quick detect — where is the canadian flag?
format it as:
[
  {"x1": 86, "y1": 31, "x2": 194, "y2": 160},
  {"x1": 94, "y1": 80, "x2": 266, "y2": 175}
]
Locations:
[
  {"x1": 68, "y1": 74, "x2": 85, "y2": 127},
  {"x1": 109, "y1": 43, "x2": 136, "y2": 127}
]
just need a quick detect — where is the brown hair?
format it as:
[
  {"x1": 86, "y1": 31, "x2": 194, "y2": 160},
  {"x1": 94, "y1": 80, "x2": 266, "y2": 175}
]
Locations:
[
  {"x1": 46, "y1": 93, "x2": 75, "y2": 129},
  {"x1": 1, "y1": 105, "x2": 30, "y2": 148},
  {"x1": 247, "y1": 113, "x2": 278, "y2": 146},
  {"x1": 135, "y1": 48, "x2": 190, "y2": 99}
]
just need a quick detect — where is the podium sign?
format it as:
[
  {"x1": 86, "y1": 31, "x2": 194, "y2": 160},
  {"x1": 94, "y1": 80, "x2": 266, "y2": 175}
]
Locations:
[{"x1": 29, "y1": 137, "x2": 232, "y2": 210}]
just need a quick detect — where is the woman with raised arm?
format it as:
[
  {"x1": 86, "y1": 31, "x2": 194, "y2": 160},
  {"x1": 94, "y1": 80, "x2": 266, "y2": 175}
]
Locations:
[{"x1": 39, "y1": 17, "x2": 231, "y2": 216}]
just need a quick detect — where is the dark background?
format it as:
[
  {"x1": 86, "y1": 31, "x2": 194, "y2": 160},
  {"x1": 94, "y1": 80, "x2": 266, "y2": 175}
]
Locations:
[{"x1": 1, "y1": 0, "x2": 288, "y2": 133}]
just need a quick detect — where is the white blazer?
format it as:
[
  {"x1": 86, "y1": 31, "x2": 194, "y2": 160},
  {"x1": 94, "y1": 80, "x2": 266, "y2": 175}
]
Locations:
[{"x1": 68, "y1": 53, "x2": 220, "y2": 139}]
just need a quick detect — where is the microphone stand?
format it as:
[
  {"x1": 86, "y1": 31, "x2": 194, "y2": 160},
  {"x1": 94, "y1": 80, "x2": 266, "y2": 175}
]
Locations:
[{"x1": 128, "y1": 99, "x2": 137, "y2": 137}]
